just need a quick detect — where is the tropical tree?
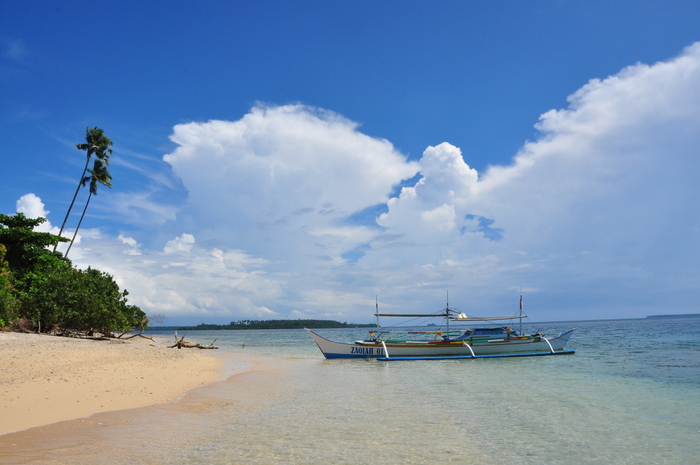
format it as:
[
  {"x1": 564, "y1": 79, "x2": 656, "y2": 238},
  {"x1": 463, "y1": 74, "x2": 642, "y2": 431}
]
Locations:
[
  {"x1": 16, "y1": 253, "x2": 72, "y2": 332},
  {"x1": 54, "y1": 127, "x2": 113, "y2": 253},
  {"x1": 0, "y1": 244, "x2": 19, "y2": 328},
  {"x1": 0, "y1": 213, "x2": 69, "y2": 279},
  {"x1": 0, "y1": 213, "x2": 70, "y2": 331},
  {"x1": 1, "y1": 212, "x2": 145, "y2": 335},
  {"x1": 65, "y1": 157, "x2": 113, "y2": 257},
  {"x1": 20, "y1": 266, "x2": 145, "y2": 335}
]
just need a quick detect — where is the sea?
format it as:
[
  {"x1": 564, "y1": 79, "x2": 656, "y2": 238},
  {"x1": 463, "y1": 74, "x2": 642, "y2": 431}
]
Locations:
[{"x1": 1, "y1": 316, "x2": 699, "y2": 465}]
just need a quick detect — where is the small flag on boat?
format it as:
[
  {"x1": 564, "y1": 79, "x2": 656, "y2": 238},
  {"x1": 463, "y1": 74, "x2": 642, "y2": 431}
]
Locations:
[{"x1": 519, "y1": 294, "x2": 523, "y2": 310}]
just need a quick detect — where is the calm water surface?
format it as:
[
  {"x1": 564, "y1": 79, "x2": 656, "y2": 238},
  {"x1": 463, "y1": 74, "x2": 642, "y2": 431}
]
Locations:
[{"x1": 2, "y1": 317, "x2": 699, "y2": 464}]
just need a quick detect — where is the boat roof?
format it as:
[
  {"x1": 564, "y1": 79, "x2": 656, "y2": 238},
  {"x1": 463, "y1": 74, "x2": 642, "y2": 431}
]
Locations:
[
  {"x1": 452, "y1": 314, "x2": 527, "y2": 321},
  {"x1": 375, "y1": 312, "x2": 526, "y2": 321}
]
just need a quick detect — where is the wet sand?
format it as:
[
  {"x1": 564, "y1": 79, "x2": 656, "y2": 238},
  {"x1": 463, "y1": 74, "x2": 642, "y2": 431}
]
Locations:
[
  {"x1": 0, "y1": 350, "x2": 284, "y2": 465},
  {"x1": 0, "y1": 331, "x2": 224, "y2": 436}
]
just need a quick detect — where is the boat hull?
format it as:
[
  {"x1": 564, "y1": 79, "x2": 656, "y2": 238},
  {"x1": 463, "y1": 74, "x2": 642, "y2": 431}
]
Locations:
[{"x1": 305, "y1": 328, "x2": 575, "y2": 359}]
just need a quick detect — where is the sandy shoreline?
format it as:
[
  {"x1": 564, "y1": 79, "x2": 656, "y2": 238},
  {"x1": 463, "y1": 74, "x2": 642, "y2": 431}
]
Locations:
[{"x1": 0, "y1": 331, "x2": 224, "y2": 436}]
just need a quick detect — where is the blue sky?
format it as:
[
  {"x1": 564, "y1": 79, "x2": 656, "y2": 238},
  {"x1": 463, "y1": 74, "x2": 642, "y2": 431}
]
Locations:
[{"x1": 2, "y1": 1, "x2": 700, "y2": 324}]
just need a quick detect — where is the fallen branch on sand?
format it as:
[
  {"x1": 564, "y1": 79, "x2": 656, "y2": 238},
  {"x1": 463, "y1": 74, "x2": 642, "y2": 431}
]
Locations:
[
  {"x1": 117, "y1": 326, "x2": 154, "y2": 341},
  {"x1": 168, "y1": 334, "x2": 218, "y2": 349},
  {"x1": 116, "y1": 318, "x2": 155, "y2": 341}
]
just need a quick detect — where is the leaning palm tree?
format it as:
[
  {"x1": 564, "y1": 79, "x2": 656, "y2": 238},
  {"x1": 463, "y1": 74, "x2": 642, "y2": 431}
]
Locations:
[
  {"x1": 64, "y1": 159, "x2": 113, "y2": 257},
  {"x1": 54, "y1": 127, "x2": 113, "y2": 252}
]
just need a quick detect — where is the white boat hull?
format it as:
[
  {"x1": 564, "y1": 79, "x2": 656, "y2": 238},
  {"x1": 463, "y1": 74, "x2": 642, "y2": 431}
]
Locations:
[{"x1": 306, "y1": 328, "x2": 575, "y2": 359}]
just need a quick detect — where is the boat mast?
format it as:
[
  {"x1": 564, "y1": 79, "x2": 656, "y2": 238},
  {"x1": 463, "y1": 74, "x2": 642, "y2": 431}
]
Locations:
[
  {"x1": 519, "y1": 290, "x2": 523, "y2": 335},
  {"x1": 445, "y1": 291, "x2": 450, "y2": 339},
  {"x1": 375, "y1": 295, "x2": 380, "y2": 330}
]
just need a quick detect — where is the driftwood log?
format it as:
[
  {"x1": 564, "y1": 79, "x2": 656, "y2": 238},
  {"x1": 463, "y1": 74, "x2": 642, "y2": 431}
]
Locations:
[
  {"x1": 116, "y1": 326, "x2": 154, "y2": 341},
  {"x1": 168, "y1": 335, "x2": 218, "y2": 349}
]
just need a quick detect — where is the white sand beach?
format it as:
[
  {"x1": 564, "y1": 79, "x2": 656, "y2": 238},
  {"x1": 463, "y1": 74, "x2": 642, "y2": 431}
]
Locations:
[{"x1": 0, "y1": 331, "x2": 223, "y2": 436}]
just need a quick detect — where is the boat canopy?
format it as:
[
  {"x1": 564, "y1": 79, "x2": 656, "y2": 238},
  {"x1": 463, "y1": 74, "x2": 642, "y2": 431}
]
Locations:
[
  {"x1": 451, "y1": 313, "x2": 527, "y2": 321},
  {"x1": 374, "y1": 312, "x2": 527, "y2": 321},
  {"x1": 375, "y1": 313, "x2": 451, "y2": 318}
]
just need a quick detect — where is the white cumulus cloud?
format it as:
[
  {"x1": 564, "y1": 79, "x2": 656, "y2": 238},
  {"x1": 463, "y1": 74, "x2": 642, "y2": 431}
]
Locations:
[
  {"x1": 162, "y1": 104, "x2": 419, "y2": 266},
  {"x1": 47, "y1": 43, "x2": 700, "y2": 322},
  {"x1": 16, "y1": 193, "x2": 48, "y2": 218},
  {"x1": 163, "y1": 233, "x2": 195, "y2": 254}
]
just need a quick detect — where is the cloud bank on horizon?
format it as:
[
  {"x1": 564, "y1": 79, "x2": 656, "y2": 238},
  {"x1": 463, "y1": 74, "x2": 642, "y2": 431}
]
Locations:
[{"x1": 21, "y1": 43, "x2": 700, "y2": 324}]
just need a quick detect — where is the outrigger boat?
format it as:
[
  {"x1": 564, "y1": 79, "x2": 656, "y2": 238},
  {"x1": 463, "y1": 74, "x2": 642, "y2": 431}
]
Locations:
[{"x1": 306, "y1": 296, "x2": 575, "y2": 360}]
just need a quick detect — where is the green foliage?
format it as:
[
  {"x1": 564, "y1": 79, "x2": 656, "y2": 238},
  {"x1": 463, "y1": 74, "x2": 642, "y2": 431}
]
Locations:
[
  {"x1": 64, "y1": 127, "x2": 113, "y2": 257},
  {"x1": 0, "y1": 244, "x2": 19, "y2": 328},
  {"x1": 20, "y1": 266, "x2": 145, "y2": 334},
  {"x1": 1, "y1": 125, "x2": 136, "y2": 335},
  {"x1": 0, "y1": 213, "x2": 69, "y2": 280},
  {"x1": 0, "y1": 212, "x2": 145, "y2": 335},
  {"x1": 55, "y1": 127, "x2": 114, "y2": 256},
  {"x1": 76, "y1": 127, "x2": 114, "y2": 163}
]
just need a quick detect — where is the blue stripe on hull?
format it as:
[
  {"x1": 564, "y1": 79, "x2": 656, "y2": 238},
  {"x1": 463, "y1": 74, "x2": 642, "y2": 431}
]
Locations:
[{"x1": 376, "y1": 350, "x2": 576, "y2": 361}]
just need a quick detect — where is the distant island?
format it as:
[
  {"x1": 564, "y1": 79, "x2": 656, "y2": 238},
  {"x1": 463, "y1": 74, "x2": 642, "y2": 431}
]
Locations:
[
  {"x1": 174, "y1": 319, "x2": 375, "y2": 330},
  {"x1": 646, "y1": 313, "x2": 700, "y2": 319}
]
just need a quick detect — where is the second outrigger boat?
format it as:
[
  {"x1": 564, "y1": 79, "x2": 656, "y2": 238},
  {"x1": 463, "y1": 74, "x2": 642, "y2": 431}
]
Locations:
[{"x1": 306, "y1": 296, "x2": 575, "y2": 360}]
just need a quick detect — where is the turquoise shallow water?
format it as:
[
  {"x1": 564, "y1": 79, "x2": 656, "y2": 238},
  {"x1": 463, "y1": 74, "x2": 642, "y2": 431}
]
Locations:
[{"x1": 2, "y1": 317, "x2": 699, "y2": 464}]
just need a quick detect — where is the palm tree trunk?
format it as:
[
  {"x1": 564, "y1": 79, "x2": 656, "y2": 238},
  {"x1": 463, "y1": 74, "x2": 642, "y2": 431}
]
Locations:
[
  {"x1": 64, "y1": 190, "x2": 92, "y2": 258},
  {"x1": 53, "y1": 157, "x2": 90, "y2": 252}
]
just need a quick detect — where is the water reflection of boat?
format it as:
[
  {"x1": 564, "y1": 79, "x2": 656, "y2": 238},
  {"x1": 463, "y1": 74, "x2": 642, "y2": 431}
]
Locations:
[{"x1": 306, "y1": 296, "x2": 575, "y2": 360}]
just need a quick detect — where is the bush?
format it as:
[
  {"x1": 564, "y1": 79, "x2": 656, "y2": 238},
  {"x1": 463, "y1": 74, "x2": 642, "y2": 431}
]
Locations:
[
  {"x1": 1, "y1": 213, "x2": 145, "y2": 335},
  {"x1": 0, "y1": 244, "x2": 18, "y2": 329},
  {"x1": 19, "y1": 266, "x2": 145, "y2": 336}
]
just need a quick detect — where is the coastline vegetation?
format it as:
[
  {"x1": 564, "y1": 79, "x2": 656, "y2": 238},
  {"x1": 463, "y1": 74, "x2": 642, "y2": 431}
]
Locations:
[
  {"x1": 177, "y1": 319, "x2": 374, "y2": 330},
  {"x1": 646, "y1": 313, "x2": 700, "y2": 318},
  {"x1": 1, "y1": 128, "x2": 146, "y2": 336},
  {"x1": 0, "y1": 213, "x2": 145, "y2": 335}
]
